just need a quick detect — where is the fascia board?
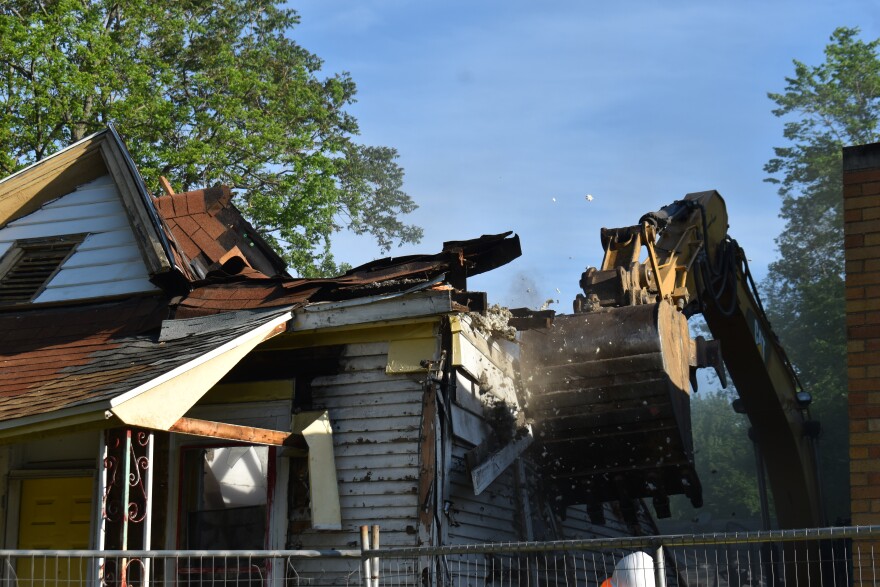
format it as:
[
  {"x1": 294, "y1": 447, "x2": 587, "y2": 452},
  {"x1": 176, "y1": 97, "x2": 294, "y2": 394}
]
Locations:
[
  {"x1": 0, "y1": 401, "x2": 113, "y2": 436},
  {"x1": 292, "y1": 289, "x2": 455, "y2": 332},
  {"x1": 105, "y1": 124, "x2": 176, "y2": 274}
]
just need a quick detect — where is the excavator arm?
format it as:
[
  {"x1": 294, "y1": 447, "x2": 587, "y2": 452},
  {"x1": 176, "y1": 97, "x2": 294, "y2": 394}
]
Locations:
[
  {"x1": 520, "y1": 190, "x2": 823, "y2": 529},
  {"x1": 683, "y1": 192, "x2": 822, "y2": 529}
]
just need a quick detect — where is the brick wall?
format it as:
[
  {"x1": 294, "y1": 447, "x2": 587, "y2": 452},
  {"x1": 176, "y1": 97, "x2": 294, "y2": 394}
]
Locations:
[{"x1": 843, "y1": 141, "x2": 880, "y2": 524}]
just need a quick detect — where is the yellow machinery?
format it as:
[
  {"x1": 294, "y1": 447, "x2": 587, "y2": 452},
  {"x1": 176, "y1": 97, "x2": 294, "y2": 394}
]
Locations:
[{"x1": 520, "y1": 191, "x2": 823, "y2": 529}]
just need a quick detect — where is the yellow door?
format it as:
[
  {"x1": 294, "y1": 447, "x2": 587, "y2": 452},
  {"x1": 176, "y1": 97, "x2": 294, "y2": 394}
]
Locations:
[{"x1": 17, "y1": 476, "x2": 93, "y2": 584}]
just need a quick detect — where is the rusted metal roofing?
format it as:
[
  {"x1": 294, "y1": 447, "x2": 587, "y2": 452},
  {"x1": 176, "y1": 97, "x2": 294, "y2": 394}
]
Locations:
[
  {"x1": 0, "y1": 296, "x2": 289, "y2": 426},
  {"x1": 173, "y1": 231, "x2": 522, "y2": 317}
]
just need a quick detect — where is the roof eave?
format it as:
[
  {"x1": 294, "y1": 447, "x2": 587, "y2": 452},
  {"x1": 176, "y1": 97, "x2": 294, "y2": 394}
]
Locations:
[{"x1": 0, "y1": 310, "x2": 291, "y2": 441}]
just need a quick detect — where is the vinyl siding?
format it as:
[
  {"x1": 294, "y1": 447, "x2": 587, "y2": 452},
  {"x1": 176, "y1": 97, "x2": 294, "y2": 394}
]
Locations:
[
  {"x1": 288, "y1": 341, "x2": 424, "y2": 584},
  {"x1": 0, "y1": 174, "x2": 157, "y2": 302}
]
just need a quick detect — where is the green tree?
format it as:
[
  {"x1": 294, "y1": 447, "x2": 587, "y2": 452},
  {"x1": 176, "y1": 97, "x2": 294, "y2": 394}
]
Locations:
[
  {"x1": 0, "y1": 0, "x2": 422, "y2": 276},
  {"x1": 764, "y1": 26, "x2": 880, "y2": 523},
  {"x1": 666, "y1": 387, "x2": 762, "y2": 529},
  {"x1": 692, "y1": 389, "x2": 762, "y2": 521}
]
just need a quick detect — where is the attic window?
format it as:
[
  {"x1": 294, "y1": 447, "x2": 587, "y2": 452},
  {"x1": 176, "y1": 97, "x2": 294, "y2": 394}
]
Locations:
[{"x1": 0, "y1": 235, "x2": 85, "y2": 304}]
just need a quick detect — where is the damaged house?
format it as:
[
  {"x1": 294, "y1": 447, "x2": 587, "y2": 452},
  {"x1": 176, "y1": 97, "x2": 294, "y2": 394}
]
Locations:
[{"x1": 0, "y1": 129, "x2": 658, "y2": 584}]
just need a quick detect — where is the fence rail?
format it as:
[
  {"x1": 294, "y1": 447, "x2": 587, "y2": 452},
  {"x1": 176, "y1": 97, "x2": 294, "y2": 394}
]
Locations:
[{"x1": 0, "y1": 526, "x2": 878, "y2": 586}]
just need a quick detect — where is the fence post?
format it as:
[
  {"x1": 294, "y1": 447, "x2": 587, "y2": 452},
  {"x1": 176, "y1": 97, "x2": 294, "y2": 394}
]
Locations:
[
  {"x1": 371, "y1": 525, "x2": 380, "y2": 587},
  {"x1": 361, "y1": 525, "x2": 372, "y2": 587},
  {"x1": 654, "y1": 544, "x2": 667, "y2": 587}
]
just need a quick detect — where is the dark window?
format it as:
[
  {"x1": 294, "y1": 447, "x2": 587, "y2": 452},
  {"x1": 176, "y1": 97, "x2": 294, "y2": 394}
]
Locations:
[
  {"x1": 0, "y1": 235, "x2": 85, "y2": 304},
  {"x1": 178, "y1": 445, "x2": 272, "y2": 585}
]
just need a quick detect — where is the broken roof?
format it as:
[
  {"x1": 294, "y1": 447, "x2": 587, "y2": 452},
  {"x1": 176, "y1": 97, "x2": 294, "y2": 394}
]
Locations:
[
  {"x1": 172, "y1": 231, "x2": 522, "y2": 317},
  {"x1": 153, "y1": 184, "x2": 289, "y2": 282},
  {"x1": 0, "y1": 127, "x2": 523, "y2": 435}
]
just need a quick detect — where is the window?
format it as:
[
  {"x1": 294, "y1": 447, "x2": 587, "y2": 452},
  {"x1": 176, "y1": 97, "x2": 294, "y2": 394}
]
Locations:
[
  {"x1": 0, "y1": 235, "x2": 85, "y2": 304},
  {"x1": 180, "y1": 445, "x2": 271, "y2": 549},
  {"x1": 177, "y1": 445, "x2": 273, "y2": 585}
]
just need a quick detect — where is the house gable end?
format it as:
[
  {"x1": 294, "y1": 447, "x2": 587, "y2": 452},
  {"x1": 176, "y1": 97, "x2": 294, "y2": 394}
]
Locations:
[{"x1": 0, "y1": 130, "x2": 174, "y2": 304}]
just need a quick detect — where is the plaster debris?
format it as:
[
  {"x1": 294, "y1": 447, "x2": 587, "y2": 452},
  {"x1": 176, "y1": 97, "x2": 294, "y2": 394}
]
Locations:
[
  {"x1": 482, "y1": 394, "x2": 518, "y2": 445},
  {"x1": 468, "y1": 304, "x2": 517, "y2": 341},
  {"x1": 539, "y1": 299, "x2": 556, "y2": 311}
]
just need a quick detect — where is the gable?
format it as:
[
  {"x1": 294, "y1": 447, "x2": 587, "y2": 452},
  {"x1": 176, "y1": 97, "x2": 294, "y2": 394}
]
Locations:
[
  {"x1": 0, "y1": 129, "x2": 174, "y2": 304},
  {"x1": 0, "y1": 175, "x2": 160, "y2": 303},
  {"x1": 0, "y1": 134, "x2": 107, "y2": 226}
]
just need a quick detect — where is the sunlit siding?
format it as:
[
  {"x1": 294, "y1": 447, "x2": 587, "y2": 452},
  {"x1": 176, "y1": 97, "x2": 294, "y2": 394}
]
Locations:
[
  {"x1": 289, "y1": 341, "x2": 423, "y2": 583},
  {"x1": 0, "y1": 174, "x2": 157, "y2": 302}
]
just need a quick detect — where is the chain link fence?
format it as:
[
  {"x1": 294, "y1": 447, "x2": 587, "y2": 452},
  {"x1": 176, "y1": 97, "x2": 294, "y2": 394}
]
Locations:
[
  {"x1": 0, "y1": 526, "x2": 877, "y2": 586},
  {"x1": 365, "y1": 526, "x2": 880, "y2": 587}
]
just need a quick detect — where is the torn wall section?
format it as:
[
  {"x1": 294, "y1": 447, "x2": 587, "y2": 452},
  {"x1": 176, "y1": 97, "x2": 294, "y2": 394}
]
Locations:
[{"x1": 260, "y1": 299, "x2": 656, "y2": 584}]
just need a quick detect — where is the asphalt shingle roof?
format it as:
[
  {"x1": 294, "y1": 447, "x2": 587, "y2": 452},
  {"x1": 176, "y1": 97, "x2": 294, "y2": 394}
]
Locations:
[{"x1": 0, "y1": 297, "x2": 290, "y2": 423}]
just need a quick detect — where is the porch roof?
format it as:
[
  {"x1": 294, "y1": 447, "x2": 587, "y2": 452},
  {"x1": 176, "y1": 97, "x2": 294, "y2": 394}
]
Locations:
[{"x1": 0, "y1": 297, "x2": 291, "y2": 435}]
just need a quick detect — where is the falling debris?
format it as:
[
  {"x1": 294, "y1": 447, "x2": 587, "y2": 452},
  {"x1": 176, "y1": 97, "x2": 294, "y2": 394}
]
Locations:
[
  {"x1": 468, "y1": 304, "x2": 517, "y2": 341},
  {"x1": 482, "y1": 395, "x2": 518, "y2": 446}
]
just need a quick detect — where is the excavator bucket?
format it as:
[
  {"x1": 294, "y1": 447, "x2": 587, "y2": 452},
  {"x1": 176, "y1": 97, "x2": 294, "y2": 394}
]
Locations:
[{"x1": 520, "y1": 301, "x2": 701, "y2": 522}]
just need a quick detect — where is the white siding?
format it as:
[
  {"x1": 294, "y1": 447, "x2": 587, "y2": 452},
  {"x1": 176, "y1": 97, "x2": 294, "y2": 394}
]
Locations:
[
  {"x1": 0, "y1": 174, "x2": 158, "y2": 302},
  {"x1": 288, "y1": 342, "x2": 424, "y2": 584}
]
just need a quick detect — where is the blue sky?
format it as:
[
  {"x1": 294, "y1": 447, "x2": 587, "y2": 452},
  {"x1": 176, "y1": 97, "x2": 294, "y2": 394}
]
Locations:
[{"x1": 289, "y1": 1, "x2": 880, "y2": 310}]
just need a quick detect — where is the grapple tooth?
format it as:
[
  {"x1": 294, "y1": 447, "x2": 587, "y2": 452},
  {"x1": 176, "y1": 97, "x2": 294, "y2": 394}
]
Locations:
[{"x1": 520, "y1": 301, "x2": 701, "y2": 520}]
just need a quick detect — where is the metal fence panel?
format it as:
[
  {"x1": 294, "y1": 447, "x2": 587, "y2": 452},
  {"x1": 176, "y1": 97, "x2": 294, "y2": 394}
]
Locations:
[
  {"x1": 0, "y1": 526, "x2": 877, "y2": 586},
  {"x1": 367, "y1": 526, "x2": 880, "y2": 587},
  {"x1": 0, "y1": 549, "x2": 362, "y2": 586}
]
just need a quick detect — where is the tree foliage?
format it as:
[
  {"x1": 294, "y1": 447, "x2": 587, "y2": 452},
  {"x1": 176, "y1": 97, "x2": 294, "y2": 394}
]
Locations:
[
  {"x1": 764, "y1": 27, "x2": 880, "y2": 523},
  {"x1": 690, "y1": 389, "x2": 762, "y2": 521},
  {"x1": 665, "y1": 384, "x2": 763, "y2": 529},
  {"x1": 0, "y1": 0, "x2": 422, "y2": 276}
]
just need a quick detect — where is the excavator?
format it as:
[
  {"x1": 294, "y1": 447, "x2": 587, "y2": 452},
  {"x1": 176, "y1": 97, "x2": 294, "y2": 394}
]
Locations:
[{"x1": 519, "y1": 190, "x2": 824, "y2": 530}]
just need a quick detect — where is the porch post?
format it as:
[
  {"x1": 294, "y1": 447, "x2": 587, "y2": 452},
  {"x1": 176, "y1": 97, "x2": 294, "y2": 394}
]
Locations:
[
  {"x1": 654, "y1": 545, "x2": 667, "y2": 587},
  {"x1": 102, "y1": 427, "x2": 153, "y2": 586},
  {"x1": 360, "y1": 525, "x2": 372, "y2": 587}
]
